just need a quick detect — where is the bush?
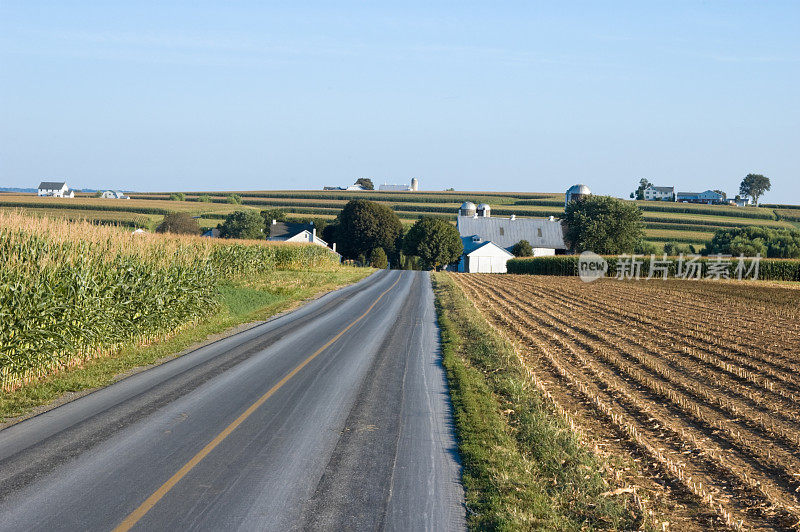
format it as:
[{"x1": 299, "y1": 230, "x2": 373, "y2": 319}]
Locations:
[
  {"x1": 169, "y1": 193, "x2": 186, "y2": 201},
  {"x1": 227, "y1": 194, "x2": 242, "y2": 205},
  {"x1": 369, "y1": 247, "x2": 388, "y2": 268},
  {"x1": 663, "y1": 242, "x2": 696, "y2": 256},
  {"x1": 510, "y1": 240, "x2": 533, "y2": 257},
  {"x1": 156, "y1": 212, "x2": 201, "y2": 235},
  {"x1": 198, "y1": 194, "x2": 212, "y2": 203},
  {"x1": 218, "y1": 210, "x2": 265, "y2": 239}
]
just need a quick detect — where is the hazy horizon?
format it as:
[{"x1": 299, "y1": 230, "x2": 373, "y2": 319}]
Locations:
[{"x1": 2, "y1": 1, "x2": 798, "y2": 203}]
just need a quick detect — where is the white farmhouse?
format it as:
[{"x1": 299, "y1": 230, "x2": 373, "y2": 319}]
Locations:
[
  {"x1": 642, "y1": 185, "x2": 675, "y2": 201},
  {"x1": 455, "y1": 202, "x2": 567, "y2": 273},
  {"x1": 38, "y1": 181, "x2": 74, "y2": 198}
]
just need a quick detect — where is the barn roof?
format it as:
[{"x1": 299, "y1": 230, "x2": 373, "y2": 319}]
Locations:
[{"x1": 457, "y1": 215, "x2": 566, "y2": 251}]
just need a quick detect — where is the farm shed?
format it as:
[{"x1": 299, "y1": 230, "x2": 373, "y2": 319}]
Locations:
[{"x1": 459, "y1": 241, "x2": 514, "y2": 273}]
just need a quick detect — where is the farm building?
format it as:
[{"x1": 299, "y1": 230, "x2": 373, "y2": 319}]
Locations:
[
  {"x1": 378, "y1": 178, "x2": 419, "y2": 192},
  {"x1": 455, "y1": 202, "x2": 567, "y2": 273},
  {"x1": 101, "y1": 190, "x2": 130, "y2": 199},
  {"x1": 677, "y1": 190, "x2": 725, "y2": 204},
  {"x1": 643, "y1": 185, "x2": 675, "y2": 201},
  {"x1": 38, "y1": 181, "x2": 74, "y2": 198},
  {"x1": 267, "y1": 220, "x2": 329, "y2": 247},
  {"x1": 564, "y1": 184, "x2": 591, "y2": 207}
]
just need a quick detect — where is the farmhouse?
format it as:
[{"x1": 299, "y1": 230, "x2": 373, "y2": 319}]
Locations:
[
  {"x1": 643, "y1": 185, "x2": 675, "y2": 201},
  {"x1": 38, "y1": 181, "x2": 74, "y2": 198},
  {"x1": 677, "y1": 190, "x2": 725, "y2": 204},
  {"x1": 455, "y1": 202, "x2": 567, "y2": 273},
  {"x1": 267, "y1": 220, "x2": 329, "y2": 247}
]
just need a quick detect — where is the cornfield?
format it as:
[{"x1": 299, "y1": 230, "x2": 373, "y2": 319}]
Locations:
[{"x1": 0, "y1": 211, "x2": 340, "y2": 391}]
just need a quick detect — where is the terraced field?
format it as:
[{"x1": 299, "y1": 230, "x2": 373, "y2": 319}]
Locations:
[
  {"x1": 454, "y1": 273, "x2": 800, "y2": 530},
  {"x1": 2, "y1": 190, "x2": 797, "y2": 247}
]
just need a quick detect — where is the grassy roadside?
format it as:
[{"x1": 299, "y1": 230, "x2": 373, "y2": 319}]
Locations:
[
  {"x1": 431, "y1": 272, "x2": 645, "y2": 531},
  {"x1": 0, "y1": 268, "x2": 371, "y2": 423}
]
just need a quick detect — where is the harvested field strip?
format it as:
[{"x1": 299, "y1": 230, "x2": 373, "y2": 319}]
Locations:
[{"x1": 452, "y1": 273, "x2": 800, "y2": 530}]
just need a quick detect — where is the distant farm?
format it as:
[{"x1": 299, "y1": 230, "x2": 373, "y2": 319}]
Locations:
[{"x1": 1, "y1": 190, "x2": 799, "y2": 251}]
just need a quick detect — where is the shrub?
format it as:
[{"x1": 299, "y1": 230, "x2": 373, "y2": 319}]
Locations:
[
  {"x1": 510, "y1": 240, "x2": 533, "y2": 257},
  {"x1": 369, "y1": 247, "x2": 388, "y2": 268},
  {"x1": 198, "y1": 194, "x2": 212, "y2": 203},
  {"x1": 704, "y1": 226, "x2": 800, "y2": 258},
  {"x1": 156, "y1": 212, "x2": 202, "y2": 235},
  {"x1": 227, "y1": 194, "x2": 242, "y2": 205},
  {"x1": 169, "y1": 193, "x2": 186, "y2": 201}
]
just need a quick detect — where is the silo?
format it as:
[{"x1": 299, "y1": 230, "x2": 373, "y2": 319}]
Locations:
[
  {"x1": 477, "y1": 203, "x2": 491, "y2": 217},
  {"x1": 565, "y1": 184, "x2": 591, "y2": 207},
  {"x1": 459, "y1": 201, "x2": 477, "y2": 217},
  {"x1": 410, "y1": 177, "x2": 419, "y2": 191}
]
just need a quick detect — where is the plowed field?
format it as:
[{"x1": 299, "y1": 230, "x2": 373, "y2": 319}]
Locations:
[{"x1": 452, "y1": 273, "x2": 800, "y2": 530}]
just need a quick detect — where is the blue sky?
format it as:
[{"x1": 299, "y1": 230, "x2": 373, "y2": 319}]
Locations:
[{"x1": 1, "y1": 1, "x2": 798, "y2": 202}]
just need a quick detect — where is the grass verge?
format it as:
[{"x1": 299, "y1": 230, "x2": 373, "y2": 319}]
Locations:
[
  {"x1": 431, "y1": 272, "x2": 645, "y2": 531},
  {"x1": 0, "y1": 268, "x2": 371, "y2": 423}
]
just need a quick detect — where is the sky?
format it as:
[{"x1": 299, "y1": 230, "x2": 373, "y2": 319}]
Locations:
[{"x1": 1, "y1": 1, "x2": 798, "y2": 202}]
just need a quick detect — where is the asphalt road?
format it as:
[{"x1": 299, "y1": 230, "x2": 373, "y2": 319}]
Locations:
[{"x1": 0, "y1": 270, "x2": 465, "y2": 531}]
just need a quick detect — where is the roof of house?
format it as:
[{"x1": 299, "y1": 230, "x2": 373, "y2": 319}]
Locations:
[
  {"x1": 268, "y1": 221, "x2": 313, "y2": 240},
  {"x1": 647, "y1": 185, "x2": 675, "y2": 193},
  {"x1": 38, "y1": 181, "x2": 66, "y2": 189},
  {"x1": 457, "y1": 215, "x2": 566, "y2": 251},
  {"x1": 677, "y1": 190, "x2": 722, "y2": 197}
]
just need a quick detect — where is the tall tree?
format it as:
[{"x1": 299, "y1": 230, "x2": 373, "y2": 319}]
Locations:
[
  {"x1": 630, "y1": 178, "x2": 651, "y2": 200},
  {"x1": 217, "y1": 210, "x2": 265, "y2": 239},
  {"x1": 402, "y1": 217, "x2": 463, "y2": 270},
  {"x1": 335, "y1": 199, "x2": 403, "y2": 262},
  {"x1": 561, "y1": 195, "x2": 645, "y2": 254},
  {"x1": 739, "y1": 174, "x2": 771, "y2": 205},
  {"x1": 354, "y1": 178, "x2": 374, "y2": 190}
]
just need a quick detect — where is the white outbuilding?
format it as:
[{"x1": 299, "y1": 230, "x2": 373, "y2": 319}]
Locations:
[{"x1": 460, "y1": 240, "x2": 514, "y2": 273}]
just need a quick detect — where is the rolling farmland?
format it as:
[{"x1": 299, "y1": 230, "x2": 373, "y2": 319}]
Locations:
[
  {"x1": 2, "y1": 190, "x2": 798, "y2": 248},
  {"x1": 453, "y1": 273, "x2": 800, "y2": 530}
]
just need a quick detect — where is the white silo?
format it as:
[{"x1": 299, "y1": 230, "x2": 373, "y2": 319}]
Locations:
[
  {"x1": 477, "y1": 203, "x2": 491, "y2": 217},
  {"x1": 410, "y1": 177, "x2": 419, "y2": 191}
]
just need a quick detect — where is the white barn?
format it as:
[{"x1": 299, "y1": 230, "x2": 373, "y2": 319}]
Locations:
[{"x1": 455, "y1": 202, "x2": 567, "y2": 273}]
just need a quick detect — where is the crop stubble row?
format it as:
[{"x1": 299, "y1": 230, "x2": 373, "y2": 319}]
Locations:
[{"x1": 453, "y1": 273, "x2": 800, "y2": 530}]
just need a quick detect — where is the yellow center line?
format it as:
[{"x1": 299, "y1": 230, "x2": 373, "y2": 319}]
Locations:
[{"x1": 113, "y1": 273, "x2": 402, "y2": 532}]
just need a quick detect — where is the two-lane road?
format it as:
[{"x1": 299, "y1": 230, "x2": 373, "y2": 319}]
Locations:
[{"x1": 0, "y1": 270, "x2": 465, "y2": 531}]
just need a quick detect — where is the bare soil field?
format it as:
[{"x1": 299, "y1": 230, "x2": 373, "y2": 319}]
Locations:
[{"x1": 452, "y1": 273, "x2": 800, "y2": 530}]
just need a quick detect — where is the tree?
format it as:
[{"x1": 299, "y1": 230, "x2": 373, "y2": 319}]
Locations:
[
  {"x1": 369, "y1": 247, "x2": 388, "y2": 268},
  {"x1": 354, "y1": 178, "x2": 374, "y2": 190},
  {"x1": 156, "y1": 212, "x2": 201, "y2": 235},
  {"x1": 704, "y1": 226, "x2": 800, "y2": 258},
  {"x1": 226, "y1": 193, "x2": 242, "y2": 204},
  {"x1": 217, "y1": 210, "x2": 265, "y2": 239},
  {"x1": 169, "y1": 193, "x2": 186, "y2": 201},
  {"x1": 335, "y1": 199, "x2": 403, "y2": 263},
  {"x1": 402, "y1": 217, "x2": 463, "y2": 270},
  {"x1": 198, "y1": 194, "x2": 212, "y2": 203},
  {"x1": 713, "y1": 189, "x2": 727, "y2": 201},
  {"x1": 561, "y1": 195, "x2": 645, "y2": 254},
  {"x1": 631, "y1": 178, "x2": 651, "y2": 200},
  {"x1": 261, "y1": 208, "x2": 287, "y2": 224},
  {"x1": 510, "y1": 240, "x2": 534, "y2": 257},
  {"x1": 739, "y1": 174, "x2": 771, "y2": 205},
  {"x1": 93, "y1": 191, "x2": 103, "y2": 198}
]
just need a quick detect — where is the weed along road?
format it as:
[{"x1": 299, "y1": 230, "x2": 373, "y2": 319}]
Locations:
[{"x1": 0, "y1": 270, "x2": 466, "y2": 531}]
